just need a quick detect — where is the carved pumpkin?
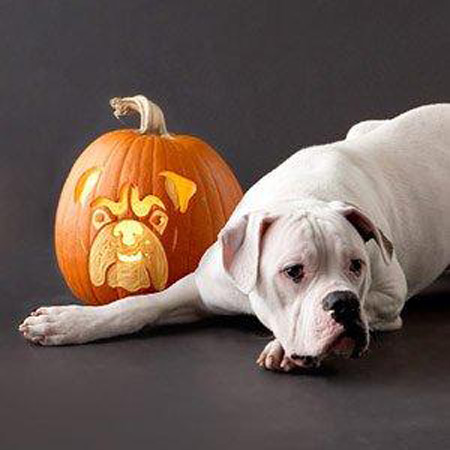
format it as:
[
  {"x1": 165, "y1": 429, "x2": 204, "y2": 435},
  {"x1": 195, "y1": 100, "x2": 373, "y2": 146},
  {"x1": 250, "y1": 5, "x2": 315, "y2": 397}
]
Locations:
[{"x1": 55, "y1": 95, "x2": 243, "y2": 305}]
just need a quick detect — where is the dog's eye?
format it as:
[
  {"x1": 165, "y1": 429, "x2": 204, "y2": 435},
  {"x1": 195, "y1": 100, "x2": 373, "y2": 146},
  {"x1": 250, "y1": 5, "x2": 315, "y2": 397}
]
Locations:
[
  {"x1": 283, "y1": 264, "x2": 304, "y2": 283},
  {"x1": 350, "y1": 259, "x2": 363, "y2": 276}
]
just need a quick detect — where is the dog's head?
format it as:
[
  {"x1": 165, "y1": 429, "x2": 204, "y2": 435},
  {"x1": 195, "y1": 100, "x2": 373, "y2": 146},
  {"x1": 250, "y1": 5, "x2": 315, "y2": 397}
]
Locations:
[{"x1": 219, "y1": 200, "x2": 393, "y2": 367}]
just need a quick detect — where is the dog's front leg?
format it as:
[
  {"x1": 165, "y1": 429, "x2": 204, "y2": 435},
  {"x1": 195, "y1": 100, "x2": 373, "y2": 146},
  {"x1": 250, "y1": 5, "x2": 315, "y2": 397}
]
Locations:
[
  {"x1": 256, "y1": 339, "x2": 297, "y2": 372},
  {"x1": 19, "y1": 273, "x2": 210, "y2": 346}
]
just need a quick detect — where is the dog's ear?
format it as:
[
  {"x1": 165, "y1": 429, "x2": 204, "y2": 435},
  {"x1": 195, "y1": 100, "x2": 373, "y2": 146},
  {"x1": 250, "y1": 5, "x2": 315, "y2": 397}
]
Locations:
[
  {"x1": 329, "y1": 201, "x2": 394, "y2": 264},
  {"x1": 218, "y1": 212, "x2": 275, "y2": 294}
]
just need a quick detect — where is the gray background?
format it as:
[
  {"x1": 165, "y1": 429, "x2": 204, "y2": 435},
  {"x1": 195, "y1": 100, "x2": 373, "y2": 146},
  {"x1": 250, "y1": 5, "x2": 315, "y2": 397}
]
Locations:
[{"x1": 2, "y1": 1, "x2": 450, "y2": 449}]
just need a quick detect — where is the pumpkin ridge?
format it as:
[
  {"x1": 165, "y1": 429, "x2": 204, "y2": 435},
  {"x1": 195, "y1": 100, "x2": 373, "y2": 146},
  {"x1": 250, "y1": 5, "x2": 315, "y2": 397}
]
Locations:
[
  {"x1": 61, "y1": 134, "x2": 131, "y2": 303},
  {"x1": 163, "y1": 138, "x2": 192, "y2": 280},
  {"x1": 190, "y1": 143, "x2": 227, "y2": 228},
  {"x1": 112, "y1": 134, "x2": 146, "y2": 301},
  {"x1": 202, "y1": 147, "x2": 235, "y2": 221},
  {"x1": 193, "y1": 137, "x2": 243, "y2": 213},
  {"x1": 89, "y1": 135, "x2": 138, "y2": 304},
  {"x1": 89, "y1": 133, "x2": 138, "y2": 304},
  {"x1": 208, "y1": 150, "x2": 243, "y2": 204},
  {"x1": 146, "y1": 135, "x2": 155, "y2": 204},
  {"x1": 89, "y1": 134, "x2": 139, "y2": 303},
  {"x1": 137, "y1": 135, "x2": 156, "y2": 287},
  {"x1": 190, "y1": 144, "x2": 226, "y2": 233},
  {"x1": 119, "y1": 134, "x2": 147, "y2": 299},
  {"x1": 173, "y1": 138, "x2": 215, "y2": 269},
  {"x1": 154, "y1": 136, "x2": 170, "y2": 279},
  {"x1": 137, "y1": 134, "x2": 151, "y2": 193},
  {"x1": 54, "y1": 136, "x2": 116, "y2": 300}
]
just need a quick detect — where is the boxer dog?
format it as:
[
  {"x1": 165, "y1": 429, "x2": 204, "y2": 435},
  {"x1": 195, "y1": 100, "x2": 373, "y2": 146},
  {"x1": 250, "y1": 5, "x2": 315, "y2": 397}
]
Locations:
[{"x1": 19, "y1": 104, "x2": 450, "y2": 372}]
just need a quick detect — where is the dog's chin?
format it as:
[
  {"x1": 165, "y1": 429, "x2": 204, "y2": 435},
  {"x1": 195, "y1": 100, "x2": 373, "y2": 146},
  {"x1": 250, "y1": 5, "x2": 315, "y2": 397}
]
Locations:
[
  {"x1": 326, "y1": 324, "x2": 369, "y2": 360},
  {"x1": 290, "y1": 324, "x2": 369, "y2": 369}
]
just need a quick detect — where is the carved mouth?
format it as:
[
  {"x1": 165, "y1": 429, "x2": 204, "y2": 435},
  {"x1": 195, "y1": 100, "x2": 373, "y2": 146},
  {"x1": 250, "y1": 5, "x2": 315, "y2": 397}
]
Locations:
[{"x1": 117, "y1": 251, "x2": 144, "y2": 263}]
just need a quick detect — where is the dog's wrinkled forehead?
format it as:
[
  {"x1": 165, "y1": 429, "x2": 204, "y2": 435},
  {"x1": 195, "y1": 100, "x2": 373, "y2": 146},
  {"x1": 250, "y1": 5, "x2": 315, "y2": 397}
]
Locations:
[
  {"x1": 260, "y1": 210, "x2": 365, "y2": 268},
  {"x1": 220, "y1": 201, "x2": 392, "y2": 294},
  {"x1": 261, "y1": 213, "x2": 316, "y2": 263},
  {"x1": 315, "y1": 211, "x2": 371, "y2": 253}
]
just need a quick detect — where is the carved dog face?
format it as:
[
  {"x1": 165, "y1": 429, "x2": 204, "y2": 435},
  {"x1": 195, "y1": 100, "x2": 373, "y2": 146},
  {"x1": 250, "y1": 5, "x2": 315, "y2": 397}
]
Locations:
[
  {"x1": 88, "y1": 183, "x2": 170, "y2": 292},
  {"x1": 75, "y1": 169, "x2": 197, "y2": 293}
]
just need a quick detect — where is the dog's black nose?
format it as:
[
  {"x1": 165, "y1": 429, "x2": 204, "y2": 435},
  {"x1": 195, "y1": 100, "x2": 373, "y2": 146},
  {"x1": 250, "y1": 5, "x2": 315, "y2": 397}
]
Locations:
[
  {"x1": 290, "y1": 354, "x2": 318, "y2": 368},
  {"x1": 322, "y1": 290, "x2": 360, "y2": 324}
]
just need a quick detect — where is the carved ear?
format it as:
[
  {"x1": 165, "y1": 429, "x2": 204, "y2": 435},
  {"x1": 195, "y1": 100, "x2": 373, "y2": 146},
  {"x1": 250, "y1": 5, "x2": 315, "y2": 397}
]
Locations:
[
  {"x1": 219, "y1": 212, "x2": 274, "y2": 294},
  {"x1": 159, "y1": 171, "x2": 197, "y2": 213},
  {"x1": 329, "y1": 201, "x2": 394, "y2": 264}
]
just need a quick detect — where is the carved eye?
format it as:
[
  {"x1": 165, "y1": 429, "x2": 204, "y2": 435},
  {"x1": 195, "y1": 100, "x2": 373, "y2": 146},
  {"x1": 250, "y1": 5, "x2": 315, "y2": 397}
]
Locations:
[
  {"x1": 350, "y1": 258, "x2": 363, "y2": 276},
  {"x1": 283, "y1": 264, "x2": 304, "y2": 283},
  {"x1": 149, "y1": 209, "x2": 168, "y2": 235},
  {"x1": 92, "y1": 209, "x2": 113, "y2": 230}
]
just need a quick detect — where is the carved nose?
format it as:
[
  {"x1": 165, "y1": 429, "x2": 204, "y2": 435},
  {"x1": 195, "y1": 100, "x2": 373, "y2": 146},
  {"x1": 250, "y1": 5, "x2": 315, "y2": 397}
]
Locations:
[
  {"x1": 113, "y1": 220, "x2": 144, "y2": 246},
  {"x1": 290, "y1": 354, "x2": 318, "y2": 368},
  {"x1": 322, "y1": 290, "x2": 360, "y2": 324}
]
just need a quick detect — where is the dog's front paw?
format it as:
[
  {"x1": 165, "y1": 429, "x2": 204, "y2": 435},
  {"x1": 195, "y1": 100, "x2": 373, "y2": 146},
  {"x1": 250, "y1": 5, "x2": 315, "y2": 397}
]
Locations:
[
  {"x1": 370, "y1": 315, "x2": 403, "y2": 332},
  {"x1": 19, "y1": 305, "x2": 110, "y2": 345},
  {"x1": 256, "y1": 339, "x2": 296, "y2": 372}
]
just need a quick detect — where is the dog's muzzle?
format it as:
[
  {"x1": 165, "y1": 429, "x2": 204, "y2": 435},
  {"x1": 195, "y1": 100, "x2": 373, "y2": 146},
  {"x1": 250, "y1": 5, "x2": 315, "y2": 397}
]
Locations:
[{"x1": 322, "y1": 290, "x2": 368, "y2": 358}]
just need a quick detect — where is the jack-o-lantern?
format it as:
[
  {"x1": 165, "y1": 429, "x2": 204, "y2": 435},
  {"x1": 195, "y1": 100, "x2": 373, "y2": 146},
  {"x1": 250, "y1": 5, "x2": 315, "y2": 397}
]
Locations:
[{"x1": 55, "y1": 95, "x2": 243, "y2": 305}]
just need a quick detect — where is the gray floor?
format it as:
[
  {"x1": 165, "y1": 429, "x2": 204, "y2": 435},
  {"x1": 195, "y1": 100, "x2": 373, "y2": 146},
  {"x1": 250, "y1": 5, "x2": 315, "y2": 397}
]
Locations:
[
  {"x1": 2, "y1": 244, "x2": 450, "y2": 450},
  {"x1": 3, "y1": 2, "x2": 450, "y2": 448}
]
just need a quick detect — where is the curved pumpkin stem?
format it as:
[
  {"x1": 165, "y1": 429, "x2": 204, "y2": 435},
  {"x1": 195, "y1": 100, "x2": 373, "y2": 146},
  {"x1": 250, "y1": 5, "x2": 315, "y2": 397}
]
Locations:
[{"x1": 109, "y1": 95, "x2": 170, "y2": 136}]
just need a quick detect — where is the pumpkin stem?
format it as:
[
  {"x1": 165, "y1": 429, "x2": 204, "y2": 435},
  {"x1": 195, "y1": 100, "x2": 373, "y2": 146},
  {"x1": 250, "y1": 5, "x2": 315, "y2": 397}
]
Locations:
[{"x1": 109, "y1": 95, "x2": 171, "y2": 136}]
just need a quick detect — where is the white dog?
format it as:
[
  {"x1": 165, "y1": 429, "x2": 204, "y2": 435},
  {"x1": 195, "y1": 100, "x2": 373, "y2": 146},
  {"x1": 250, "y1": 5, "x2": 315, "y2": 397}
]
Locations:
[{"x1": 20, "y1": 104, "x2": 450, "y2": 372}]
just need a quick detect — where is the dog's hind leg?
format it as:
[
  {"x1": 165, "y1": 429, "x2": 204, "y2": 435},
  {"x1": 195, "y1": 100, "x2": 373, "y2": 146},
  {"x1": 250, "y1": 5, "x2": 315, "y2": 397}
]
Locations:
[{"x1": 364, "y1": 253, "x2": 408, "y2": 332}]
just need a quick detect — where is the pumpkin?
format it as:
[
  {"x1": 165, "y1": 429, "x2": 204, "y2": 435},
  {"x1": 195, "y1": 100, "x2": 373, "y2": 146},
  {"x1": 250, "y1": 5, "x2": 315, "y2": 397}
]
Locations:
[{"x1": 55, "y1": 95, "x2": 243, "y2": 305}]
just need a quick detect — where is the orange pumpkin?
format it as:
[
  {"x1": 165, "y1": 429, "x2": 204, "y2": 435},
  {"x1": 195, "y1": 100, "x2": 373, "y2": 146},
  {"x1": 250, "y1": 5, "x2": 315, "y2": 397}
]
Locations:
[{"x1": 55, "y1": 95, "x2": 242, "y2": 305}]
